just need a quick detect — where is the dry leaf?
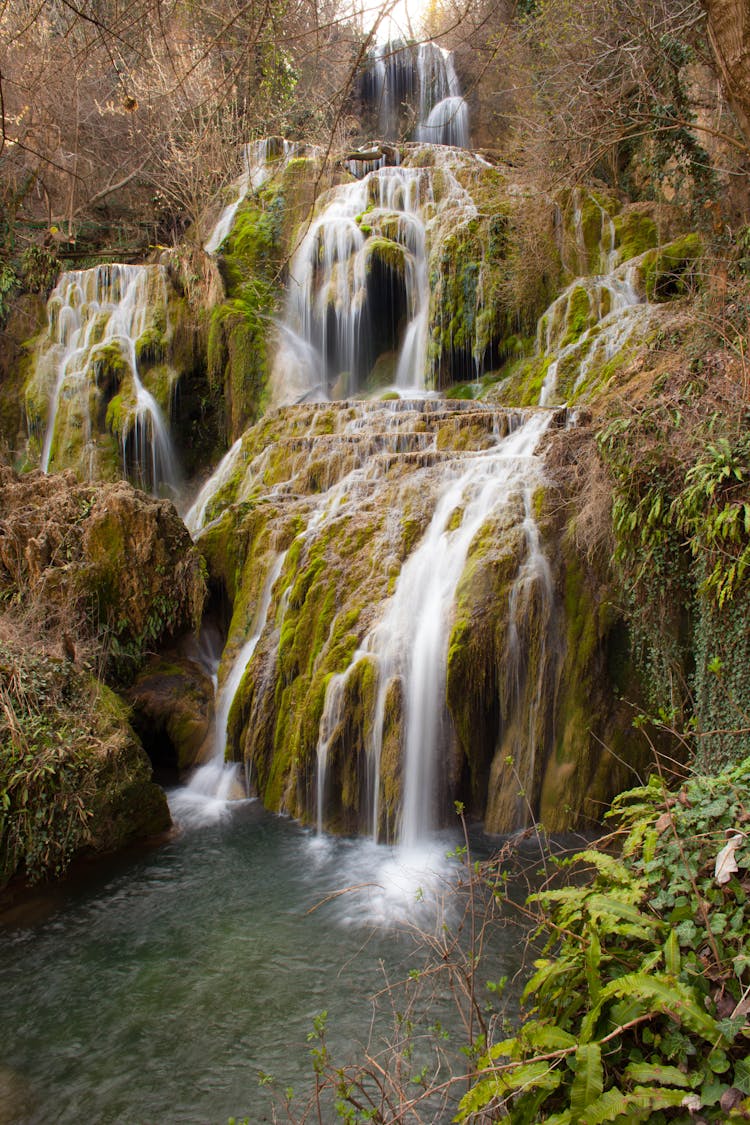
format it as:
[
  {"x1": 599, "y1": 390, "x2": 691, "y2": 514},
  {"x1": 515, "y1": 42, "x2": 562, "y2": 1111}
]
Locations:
[
  {"x1": 714, "y1": 832, "x2": 746, "y2": 886},
  {"x1": 655, "y1": 811, "x2": 673, "y2": 834}
]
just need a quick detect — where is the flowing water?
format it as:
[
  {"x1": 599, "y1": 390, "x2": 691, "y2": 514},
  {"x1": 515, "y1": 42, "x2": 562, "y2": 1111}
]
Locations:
[
  {"x1": 7, "y1": 101, "x2": 665, "y2": 1125},
  {"x1": 274, "y1": 164, "x2": 430, "y2": 402},
  {"x1": 204, "y1": 139, "x2": 301, "y2": 254},
  {"x1": 360, "y1": 41, "x2": 470, "y2": 148},
  {"x1": 32, "y1": 264, "x2": 180, "y2": 493},
  {"x1": 170, "y1": 553, "x2": 289, "y2": 828},
  {"x1": 0, "y1": 807, "x2": 541, "y2": 1125}
]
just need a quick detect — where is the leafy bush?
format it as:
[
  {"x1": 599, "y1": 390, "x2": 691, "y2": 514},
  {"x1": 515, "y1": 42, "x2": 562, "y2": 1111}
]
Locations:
[
  {"x1": 0, "y1": 261, "x2": 18, "y2": 323},
  {"x1": 458, "y1": 762, "x2": 750, "y2": 1122},
  {"x1": 20, "y1": 245, "x2": 60, "y2": 293}
]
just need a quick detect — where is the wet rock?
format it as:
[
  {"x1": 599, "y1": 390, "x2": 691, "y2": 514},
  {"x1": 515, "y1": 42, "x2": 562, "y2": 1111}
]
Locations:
[{"x1": 128, "y1": 655, "x2": 215, "y2": 773}]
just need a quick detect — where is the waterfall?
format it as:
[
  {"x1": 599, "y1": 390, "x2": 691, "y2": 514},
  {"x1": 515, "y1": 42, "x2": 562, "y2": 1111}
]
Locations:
[
  {"x1": 273, "y1": 166, "x2": 430, "y2": 401},
  {"x1": 183, "y1": 437, "x2": 243, "y2": 536},
  {"x1": 33, "y1": 264, "x2": 180, "y2": 494},
  {"x1": 415, "y1": 96, "x2": 470, "y2": 148},
  {"x1": 361, "y1": 41, "x2": 470, "y2": 148},
  {"x1": 368, "y1": 412, "x2": 550, "y2": 845},
  {"x1": 204, "y1": 138, "x2": 300, "y2": 254},
  {"x1": 183, "y1": 158, "x2": 664, "y2": 849},
  {"x1": 306, "y1": 405, "x2": 552, "y2": 846},
  {"x1": 170, "y1": 551, "x2": 287, "y2": 827},
  {"x1": 537, "y1": 205, "x2": 649, "y2": 408}
]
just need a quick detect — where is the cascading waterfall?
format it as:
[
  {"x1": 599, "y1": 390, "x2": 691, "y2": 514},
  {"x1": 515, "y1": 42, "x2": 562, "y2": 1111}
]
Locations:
[
  {"x1": 170, "y1": 551, "x2": 287, "y2": 825},
  {"x1": 309, "y1": 408, "x2": 552, "y2": 846},
  {"x1": 184, "y1": 438, "x2": 243, "y2": 536},
  {"x1": 360, "y1": 41, "x2": 470, "y2": 148},
  {"x1": 33, "y1": 264, "x2": 180, "y2": 493},
  {"x1": 274, "y1": 165, "x2": 430, "y2": 402},
  {"x1": 179, "y1": 152, "x2": 662, "y2": 850},
  {"x1": 372, "y1": 414, "x2": 550, "y2": 844},
  {"x1": 204, "y1": 138, "x2": 300, "y2": 253},
  {"x1": 539, "y1": 197, "x2": 652, "y2": 407}
]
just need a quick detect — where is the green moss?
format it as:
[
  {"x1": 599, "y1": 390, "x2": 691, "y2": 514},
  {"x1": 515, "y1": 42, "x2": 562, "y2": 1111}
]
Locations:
[
  {"x1": 141, "y1": 364, "x2": 176, "y2": 411},
  {"x1": 641, "y1": 234, "x2": 703, "y2": 302},
  {"x1": 579, "y1": 196, "x2": 606, "y2": 274},
  {"x1": 444, "y1": 382, "x2": 480, "y2": 400},
  {"x1": 105, "y1": 391, "x2": 134, "y2": 439},
  {"x1": 561, "y1": 286, "x2": 592, "y2": 348},
  {"x1": 208, "y1": 289, "x2": 273, "y2": 439},
  {"x1": 613, "y1": 210, "x2": 658, "y2": 263},
  {"x1": 134, "y1": 309, "x2": 168, "y2": 367},
  {"x1": 500, "y1": 354, "x2": 552, "y2": 407},
  {"x1": 367, "y1": 350, "x2": 398, "y2": 390},
  {"x1": 91, "y1": 341, "x2": 129, "y2": 386},
  {"x1": 364, "y1": 237, "x2": 407, "y2": 277}
]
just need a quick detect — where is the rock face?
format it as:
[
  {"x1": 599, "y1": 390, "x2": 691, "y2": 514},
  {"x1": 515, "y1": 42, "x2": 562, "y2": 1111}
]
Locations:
[
  {"x1": 190, "y1": 397, "x2": 646, "y2": 838},
  {"x1": 703, "y1": 0, "x2": 750, "y2": 142},
  {"x1": 0, "y1": 469, "x2": 211, "y2": 886},
  {"x1": 128, "y1": 653, "x2": 216, "y2": 773},
  {"x1": 0, "y1": 467, "x2": 205, "y2": 676}
]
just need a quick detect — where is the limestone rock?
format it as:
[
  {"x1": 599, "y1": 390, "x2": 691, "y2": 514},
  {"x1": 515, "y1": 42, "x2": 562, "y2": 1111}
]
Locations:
[{"x1": 128, "y1": 654, "x2": 215, "y2": 772}]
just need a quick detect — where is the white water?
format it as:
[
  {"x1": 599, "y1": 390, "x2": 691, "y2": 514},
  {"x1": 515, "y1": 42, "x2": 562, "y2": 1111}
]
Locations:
[
  {"x1": 274, "y1": 165, "x2": 430, "y2": 401},
  {"x1": 309, "y1": 409, "x2": 552, "y2": 846},
  {"x1": 36, "y1": 264, "x2": 180, "y2": 493},
  {"x1": 416, "y1": 95, "x2": 470, "y2": 148},
  {"x1": 204, "y1": 139, "x2": 299, "y2": 254},
  {"x1": 170, "y1": 552, "x2": 287, "y2": 827},
  {"x1": 183, "y1": 437, "x2": 243, "y2": 536},
  {"x1": 377, "y1": 412, "x2": 550, "y2": 844},
  {"x1": 538, "y1": 255, "x2": 644, "y2": 407},
  {"x1": 363, "y1": 41, "x2": 470, "y2": 148}
]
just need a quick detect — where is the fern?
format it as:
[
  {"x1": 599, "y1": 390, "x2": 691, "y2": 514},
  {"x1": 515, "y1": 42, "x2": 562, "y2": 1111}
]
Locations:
[{"x1": 457, "y1": 760, "x2": 750, "y2": 1123}]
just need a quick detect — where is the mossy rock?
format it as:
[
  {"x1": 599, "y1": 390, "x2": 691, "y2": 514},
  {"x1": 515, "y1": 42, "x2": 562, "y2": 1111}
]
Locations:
[
  {"x1": 367, "y1": 350, "x2": 398, "y2": 389},
  {"x1": 0, "y1": 637, "x2": 170, "y2": 889},
  {"x1": 128, "y1": 654, "x2": 215, "y2": 772},
  {"x1": 639, "y1": 234, "x2": 703, "y2": 302},
  {"x1": 364, "y1": 237, "x2": 408, "y2": 277},
  {"x1": 135, "y1": 315, "x2": 168, "y2": 368},
  {"x1": 561, "y1": 286, "x2": 594, "y2": 348},
  {"x1": 613, "y1": 209, "x2": 659, "y2": 263}
]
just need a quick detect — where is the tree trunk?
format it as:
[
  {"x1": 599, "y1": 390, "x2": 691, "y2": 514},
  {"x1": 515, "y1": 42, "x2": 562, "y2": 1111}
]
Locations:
[{"x1": 702, "y1": 0, "x2": 750, "y2": 145}]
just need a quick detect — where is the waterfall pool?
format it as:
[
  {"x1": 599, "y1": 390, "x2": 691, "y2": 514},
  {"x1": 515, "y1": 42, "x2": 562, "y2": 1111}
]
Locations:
[{"x1": 0, "y1": 801, "x2": 543, "y2": 1124}]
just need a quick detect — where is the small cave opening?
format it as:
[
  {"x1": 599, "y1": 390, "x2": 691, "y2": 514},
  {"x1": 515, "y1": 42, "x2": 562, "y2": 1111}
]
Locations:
[{"x1": 131, "y1": 714, "x2": 181, "y2": 788}]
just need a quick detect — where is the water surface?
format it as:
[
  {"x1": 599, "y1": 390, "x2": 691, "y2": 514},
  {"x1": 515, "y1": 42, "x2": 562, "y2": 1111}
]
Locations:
[{"x1": 1, "y1": 802, "x2": 536, "y2": 1124}]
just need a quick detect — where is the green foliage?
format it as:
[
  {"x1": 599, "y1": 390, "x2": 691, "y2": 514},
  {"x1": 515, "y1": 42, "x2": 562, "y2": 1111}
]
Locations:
[
  {"x1": 457, "y1": 760, "x2": 750, "y2": 1122},
  {"x1": 0, "y1": 640, "x2": 168, "y2": 886},
  {"x1": 596, "y1": 395, "x2": 750, "y2": 764},
  {"x1": 0, "y1": 260, "x2": 19, "y2": 323},
  {"x1": 0, "y1": 648, "x2": 94, "y2": 883},
  {"x1": 20, "y1": 245, "x2": 60, "y2": 293},
  {"x1": 674, "y1": 436, "x2": 750, "y2": 607}
]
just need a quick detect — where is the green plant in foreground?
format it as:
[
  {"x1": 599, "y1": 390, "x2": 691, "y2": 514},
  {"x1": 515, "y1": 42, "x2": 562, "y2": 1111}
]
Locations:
[{"x1": 458, "y1": 760, "x2": 750, "y2": 1123}]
